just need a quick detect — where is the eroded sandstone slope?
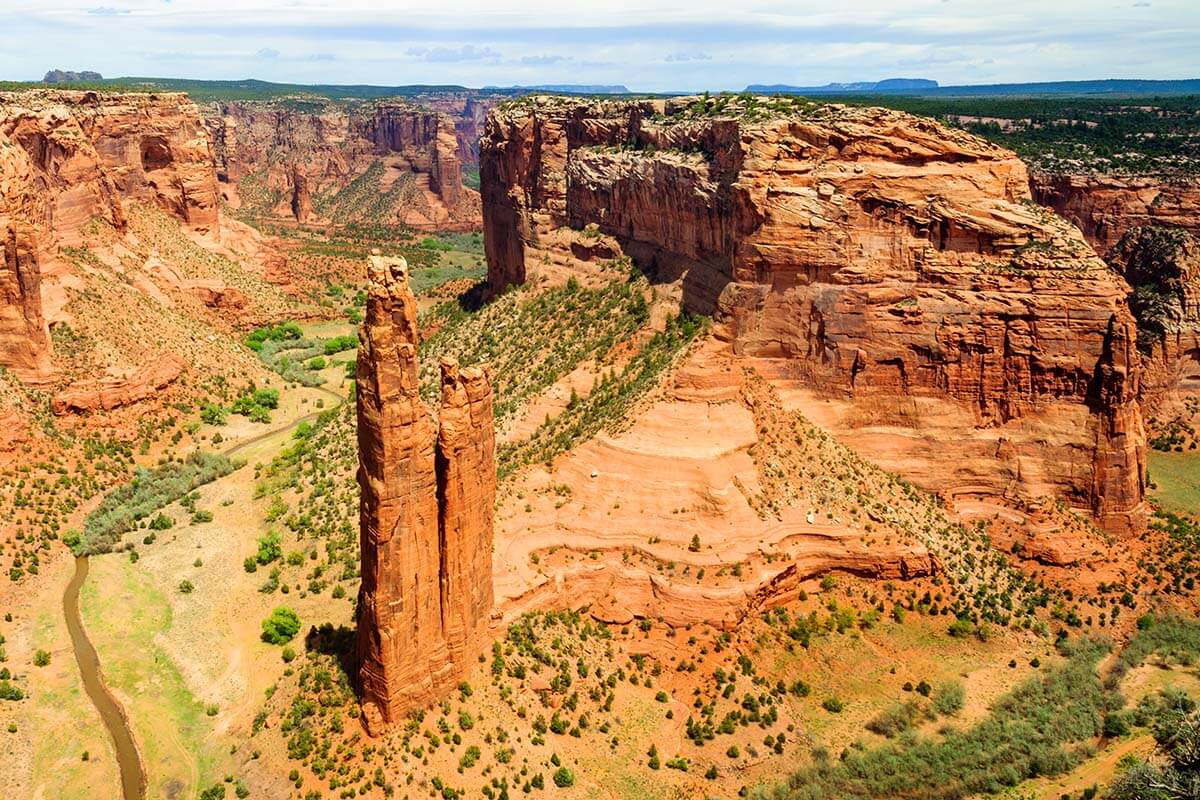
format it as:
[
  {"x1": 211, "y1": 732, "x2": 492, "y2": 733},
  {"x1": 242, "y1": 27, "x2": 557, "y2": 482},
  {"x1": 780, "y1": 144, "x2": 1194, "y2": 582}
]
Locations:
[
  {"x1": 481, "y1": 95, "x2": 1148, "y2": 535},
  {"x1": 0, "y1": 89, "x2": 221, "y2": 378},
  {"x1": 206, "y1": 100, "x2": 480, "y2": 228},
  {"x1": 1031, "y1": 173, "x2": 1200, "y2": 256}
]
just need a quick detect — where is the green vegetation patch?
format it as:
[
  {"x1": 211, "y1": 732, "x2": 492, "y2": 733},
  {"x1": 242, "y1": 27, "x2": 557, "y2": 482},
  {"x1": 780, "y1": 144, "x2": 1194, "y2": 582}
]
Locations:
[
  {"x1": 758, "y1": 617, "x2": 1200, "y2": 800},
  {"x1": 71, "y1": 452, "x2": 238, "y2": 555}
]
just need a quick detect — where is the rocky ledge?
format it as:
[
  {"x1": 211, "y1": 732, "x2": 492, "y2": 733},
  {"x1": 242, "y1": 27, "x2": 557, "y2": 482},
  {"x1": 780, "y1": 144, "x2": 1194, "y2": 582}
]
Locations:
[{"x1": 480, "y1": 95, "x2": 1148, "y2": 536}]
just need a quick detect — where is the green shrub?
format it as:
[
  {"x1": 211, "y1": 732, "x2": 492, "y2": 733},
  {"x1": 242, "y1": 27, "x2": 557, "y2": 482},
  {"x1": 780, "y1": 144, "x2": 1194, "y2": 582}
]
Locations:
[
  {"x1": 552, "y1": 767, "x2": 575, "y2": 788},
  {"x1": 255, "y1": 531, "x2": 282, "y2": 565},
  {"x1": 253, "y1": 387, "x2": 280, "y2": 409},
  {"x1": 200, "y1": 404, "x2": 228, "y2": 425},
  {"x1": 77, "y1": 452, "x2": 237, "y2": 555},
  {"x1": 261, "y1": 607, "x2": 301, "y2": 645},
  {"x1": 323, "y1": 334, "x2": 358, "y2": 355},
  {"x1": 33, "y1": 650, "x2": 50, "y2": 667},
  {"x1": 822, "y1": 697, "x2": 844, "y2": 713},
  {"x1": 932, "y1": 681, "x2": 965, "y2": 716},
  {"x1": 148, "y1": 513, "x2": 174, "y2": 531}
]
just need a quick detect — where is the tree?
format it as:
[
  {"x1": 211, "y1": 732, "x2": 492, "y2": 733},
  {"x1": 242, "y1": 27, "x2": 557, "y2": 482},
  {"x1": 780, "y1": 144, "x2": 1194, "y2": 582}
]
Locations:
[
  {"x1": 552, "y1": 767, "x2": 575, "y2": 788},
  {"x1": 261, "y1": 606, "x2": 301, "y2": 645}
]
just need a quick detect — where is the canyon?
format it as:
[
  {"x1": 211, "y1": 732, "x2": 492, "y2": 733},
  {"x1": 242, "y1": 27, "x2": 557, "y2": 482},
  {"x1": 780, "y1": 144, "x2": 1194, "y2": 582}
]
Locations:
[
  {"x1": 1031, "y1": 172, "x2": 1200, "y2": 256},
  {"x1": 0, "y1": 89, "x2": 220, "y2": 380},
  {"x1": 481, "y1": 95, "x2": 1149, "y2": 536},
  {"x1": 205, "y1": 99, "x2": 480, "y2": 228},
  {"x1": 355, "y1": 254, "x2": 495, "y2": 731}
]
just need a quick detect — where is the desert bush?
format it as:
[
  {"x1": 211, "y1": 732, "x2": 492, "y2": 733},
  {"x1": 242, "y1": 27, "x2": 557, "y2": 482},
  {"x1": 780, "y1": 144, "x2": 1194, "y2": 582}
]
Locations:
[
  {"x1": 261, "y1": 606, "x2": 301, "y2": 645},
  {"x1": 932, "y1": 681, "x2": 966, "y2": 716},
  {"x1": 77, "y1": 452, "x2": 237, "y2": 555}
]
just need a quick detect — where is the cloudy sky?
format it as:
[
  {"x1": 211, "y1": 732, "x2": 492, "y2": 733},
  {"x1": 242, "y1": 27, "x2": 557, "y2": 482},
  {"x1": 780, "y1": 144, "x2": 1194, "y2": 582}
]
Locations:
[{"x1": 2, "y1": 1, "x2": 1197, "y2": 92}]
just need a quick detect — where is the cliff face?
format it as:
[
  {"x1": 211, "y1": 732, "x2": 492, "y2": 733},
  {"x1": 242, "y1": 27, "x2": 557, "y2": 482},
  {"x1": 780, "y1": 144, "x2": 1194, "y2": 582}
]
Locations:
[
  {"x1": 419, "y1": 94, "x2": 496, "y2": 165},
  {"x1": 0, "y1": 90, "x2": 219, "y2": 377},
  {"x1": 1031, "y1": 173, "x2": 1200, "y2": 255},
  {"x1": 0, "y1": 223, "x2": 51, "y2": 378},
  {"x1": 0, "y1": 90, "x2": 218, "y2": 240},
  {"x1": 206, "y1": 101, "x2": 480, "y2": 227},
  {"x1": 356, "y1": 255, "x2": 494, "y2": 732},
  {"x1": 1109, "y1": 225, "x2": 1200, "y2": 404},
  {"x1": 481, "y1": 96, "x2": 1148, "y2": 535}
]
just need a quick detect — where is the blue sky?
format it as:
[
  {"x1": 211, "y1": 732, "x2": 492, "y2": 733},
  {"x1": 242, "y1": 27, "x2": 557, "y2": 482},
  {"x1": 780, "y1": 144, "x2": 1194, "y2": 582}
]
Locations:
[{"x1": 2, "y1": 1, "x2": 1197, "y2": 92}]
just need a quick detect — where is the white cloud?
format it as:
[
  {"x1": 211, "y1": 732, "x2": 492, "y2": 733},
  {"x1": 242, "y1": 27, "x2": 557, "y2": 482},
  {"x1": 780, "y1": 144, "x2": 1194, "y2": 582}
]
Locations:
[{"x1": 1, "y1": 0, "x2": 1197, "y2": 91}]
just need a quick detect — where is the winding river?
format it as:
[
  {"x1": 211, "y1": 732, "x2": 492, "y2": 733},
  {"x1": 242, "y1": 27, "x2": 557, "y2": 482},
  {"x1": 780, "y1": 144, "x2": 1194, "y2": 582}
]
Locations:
[
  {"x1": 60, "y1": 380, "x2": 348, "y2": 800},
  {"x1": 63, "y1": 555, "x2": 146, "y2": 800}
]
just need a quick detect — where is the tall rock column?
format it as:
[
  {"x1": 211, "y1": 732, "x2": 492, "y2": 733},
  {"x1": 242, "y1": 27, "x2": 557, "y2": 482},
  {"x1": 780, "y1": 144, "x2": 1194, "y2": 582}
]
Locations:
[
  {"x1": 437, "y1": 358, "x2": 496, "y2": 669},
  {"x1": 356, "y1": 254, "x2": 495, "y2": 734}
]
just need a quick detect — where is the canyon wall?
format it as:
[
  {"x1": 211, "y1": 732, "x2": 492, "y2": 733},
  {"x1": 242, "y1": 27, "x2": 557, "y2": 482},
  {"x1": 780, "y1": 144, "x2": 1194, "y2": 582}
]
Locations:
[
  {"x1": 0, "y1": 89, "x2": 220, "y2": 377},
  {"x1": 205, "y1": 100, "x2": 480, "y2": 227},
  {"x1": 1030, "y1": 174, "x2": 1200, "y2": 411},
  {"x1": 0, "y1": 90, "x2": 218, "y2": 241},
  {"x1": 0, "y1": 222, "x2": 51, "y2": 378},
  {"x1": 1109, "y1": 225, "x2": 1200, "y2": 404},
  {"x1": 1031, "y1": 173, "x2": 1200, "y2": 256},
  {"x1": 419, "y1": 94, "x2": 496, "y2": 165},
  {"x1": 356, "y1": 254, "x2": 494, "y2": 732},
  {"x1": 481, "y1": 96, "x2": 1148, "y2": 535}
]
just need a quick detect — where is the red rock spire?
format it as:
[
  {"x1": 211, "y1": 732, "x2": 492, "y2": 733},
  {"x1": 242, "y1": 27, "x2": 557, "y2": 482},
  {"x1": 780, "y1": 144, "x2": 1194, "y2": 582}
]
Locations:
[{"x1": 356, "y1": 254, "x2": 494, "y2": 734}]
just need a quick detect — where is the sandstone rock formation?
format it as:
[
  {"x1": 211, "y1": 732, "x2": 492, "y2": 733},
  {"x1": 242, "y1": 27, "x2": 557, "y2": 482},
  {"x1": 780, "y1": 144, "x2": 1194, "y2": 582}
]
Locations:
[
  {"x1": 1109, "y1": 225, "x2": 1200, "y2": 404},
  {"x1": 418, "y1": 93, "x2": 497, "y2": 165},
  {"x1": 0, "y1": 221, "x2": 51, "y2": 379},
  {"x1": 1031, "y1": 173, "x2": 1200, "y2": 255},
  {"x1": 0, "y1": 90, "x2": 219, "y2": 375},
  {"x1": 43, "y1": 70, "x2": 102, "y2": 83},
  {"x1": 51, "y1": 353, "x2": 185, "y2": 414},
  {"x1": 481, "y1": 96, "x2": 1148, "y2": 535},
  {"x1": 204, "y1": 100, "x2": 480, "y2": 228},
  {"x1": 0, "y1": 90, "x2": 219, "y2": 240},
  {"x1": 356, "y1": 255, "x2": 494, "y2": 732},
  {"x1": 289, "y1": 164, "x2": 312, "y2": 223}
]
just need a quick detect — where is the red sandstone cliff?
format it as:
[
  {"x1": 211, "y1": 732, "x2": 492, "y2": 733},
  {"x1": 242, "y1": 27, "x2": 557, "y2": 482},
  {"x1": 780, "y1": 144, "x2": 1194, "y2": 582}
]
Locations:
[
  {"x1": 205, "y1": 100, "x2": 480, "y2": 227},
  {"x1": 481, "y1": 96, "x2": 1148, "y2": 535},
  {"x1": 0, "y1": 222, "x2": 51, "y2": 378},
  {"x1": 1109, "y1": 225, "x2": 1200, "y2": 405},
  {"x1": 1031, "y1": 173, "x2": 1200, "y2": 256},
  {"x1": 356, "y1": 254, "x2": 494, "y2": 732},
  {"x1": 0, "y1": 90, "x2": 218, "y2": 240},
  {"x1": 0, "y1": 90, "x2": 220, "y2": 377}
]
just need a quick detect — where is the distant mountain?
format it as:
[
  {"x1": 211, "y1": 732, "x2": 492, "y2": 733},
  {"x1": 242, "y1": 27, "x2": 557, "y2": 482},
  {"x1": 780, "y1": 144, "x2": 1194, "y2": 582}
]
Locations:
[
  {"x1": 481, "y1": 84, "x2": 630, "y2": 95},
  {"x1": 747, "y1": 78, "x2": 937, "y2": 94},
  {"x1": 747, "y1": 77, "x2": 1200, "y2": 97},
  {"x1": 43, "y1": 69, "x2": 103, "y2": 83}
]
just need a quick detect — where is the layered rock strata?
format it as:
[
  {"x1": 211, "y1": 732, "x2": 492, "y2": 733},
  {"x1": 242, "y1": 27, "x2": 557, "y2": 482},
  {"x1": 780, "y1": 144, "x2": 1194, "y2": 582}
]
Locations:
[
  {"x1": 1031, "y1": 173, "x2": 1200, "y2": 255},
  {"x1": 0, "y1": 222, "x2": 51, "y2": 378},
  {"x1": 51, "y1": 353, "x2": 185, "y2": 415},
  {"x1": 0, "y1": 90, "x2": 220, "y2": 376},
  {"x1": 205, "y1": 100, "x2": 479, "y2": 226},
  {"x1": 0, "y1": 90, "x2": 218, "y2": 240},
  {"x1": 481, "y1": 96, "x2": 1148, "y2": 535},
  {"x1": 356, "y1": 255, "x2": 494, "y2": 732},
  {"x1": 1109, "y1": 225, "x2": 1200, "y2": 403}
]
